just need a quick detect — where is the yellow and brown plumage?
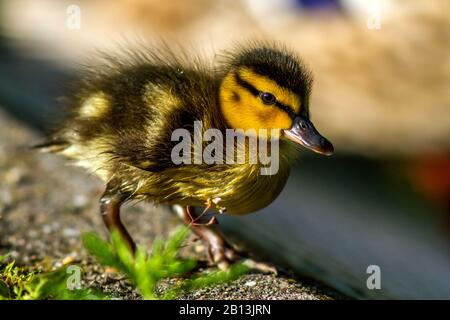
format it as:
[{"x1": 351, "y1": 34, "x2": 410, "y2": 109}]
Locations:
[{"x1": 39, "y1": 42, "x2": 333, "y2": 267}]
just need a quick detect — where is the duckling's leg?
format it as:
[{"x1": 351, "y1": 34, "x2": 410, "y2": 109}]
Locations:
[
  {"x1": 100, "y1": 183, "x2": 136, "y2": 254},
  {"x1": 173, "y1": 205, "x2": 236, "y2": 270}
]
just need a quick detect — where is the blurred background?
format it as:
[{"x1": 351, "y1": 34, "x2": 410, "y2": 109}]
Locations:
[{"x1": 0, "y1": 0, "x2": 449, "y2": 299}]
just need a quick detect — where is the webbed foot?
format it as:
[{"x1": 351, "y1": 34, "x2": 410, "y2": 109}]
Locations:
[{"x1": 173, "y1": 205, "x2": 277, "y2": 273}]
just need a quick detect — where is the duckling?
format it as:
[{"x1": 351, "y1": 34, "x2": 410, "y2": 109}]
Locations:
[{"x1": 38, "y1": 42, "x2": 333, "y2": 268}]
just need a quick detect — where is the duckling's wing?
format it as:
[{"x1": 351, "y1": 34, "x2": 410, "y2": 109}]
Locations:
[{"x1": 39, "y1": 42, "x2": 220, "y2": 176}]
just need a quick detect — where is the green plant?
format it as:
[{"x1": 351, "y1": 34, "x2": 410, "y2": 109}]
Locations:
[
  {"x1": 83, "y1": 227, "x2": 249, "y2": 299},
  {"x1": 0, "y1": 254, "x2": 106, "y2": 300},
  {"x1": 0, "y1": 227, "x2": 249, "y2": 300},
  {"x1": 0, "y1": 254, "x2": 34, "y2": 299}
]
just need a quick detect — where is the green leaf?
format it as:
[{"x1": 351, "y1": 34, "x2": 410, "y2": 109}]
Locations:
[
  {"x1": 82, "y1": 233, "x2": 118, "y2": 265},
  {"x1": 0, "y1": 280, "x2": 10, "y2": 298},
  {"x1": 164, "y1": 227, "x2": 190, "y2": 258},
  {"x1": 110, "y1": 231, "x2": 135, "y2": 275},
  {"x1": 162, "y1": 263, "x2": 250, "y2": 299},
  {"x1": 0, "y1": 253, "x2": 10, "y2": 263}
]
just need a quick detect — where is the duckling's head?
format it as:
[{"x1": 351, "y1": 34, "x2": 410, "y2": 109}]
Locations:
[{"x1": 219, "y1": 44, "x2": 333, "y2": 155}]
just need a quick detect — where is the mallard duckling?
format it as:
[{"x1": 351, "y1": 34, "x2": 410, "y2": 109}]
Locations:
[{"x1": 38, "y1": 42, "x2": 333, "y2": 268}]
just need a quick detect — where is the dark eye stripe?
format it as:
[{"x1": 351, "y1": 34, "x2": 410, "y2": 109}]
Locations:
[
  {"x1": 234, "y1": 72, "x2": 260, "y2": 96},
  {"x1": 234, "y1": 72, "x2": 297, "y2": 120},
  {"x1": 275, "y1": 101, "x2": 297, "y2": 120}
]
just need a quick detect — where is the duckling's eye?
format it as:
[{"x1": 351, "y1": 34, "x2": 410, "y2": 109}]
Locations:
[{"x1": 260, "y1": 92, "x2": 276, "y2": 105}]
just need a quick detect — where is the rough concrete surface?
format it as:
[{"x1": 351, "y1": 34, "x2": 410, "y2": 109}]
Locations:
[{"x1": 0, "y1": 109, "x2": 344, "y2": 299}]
